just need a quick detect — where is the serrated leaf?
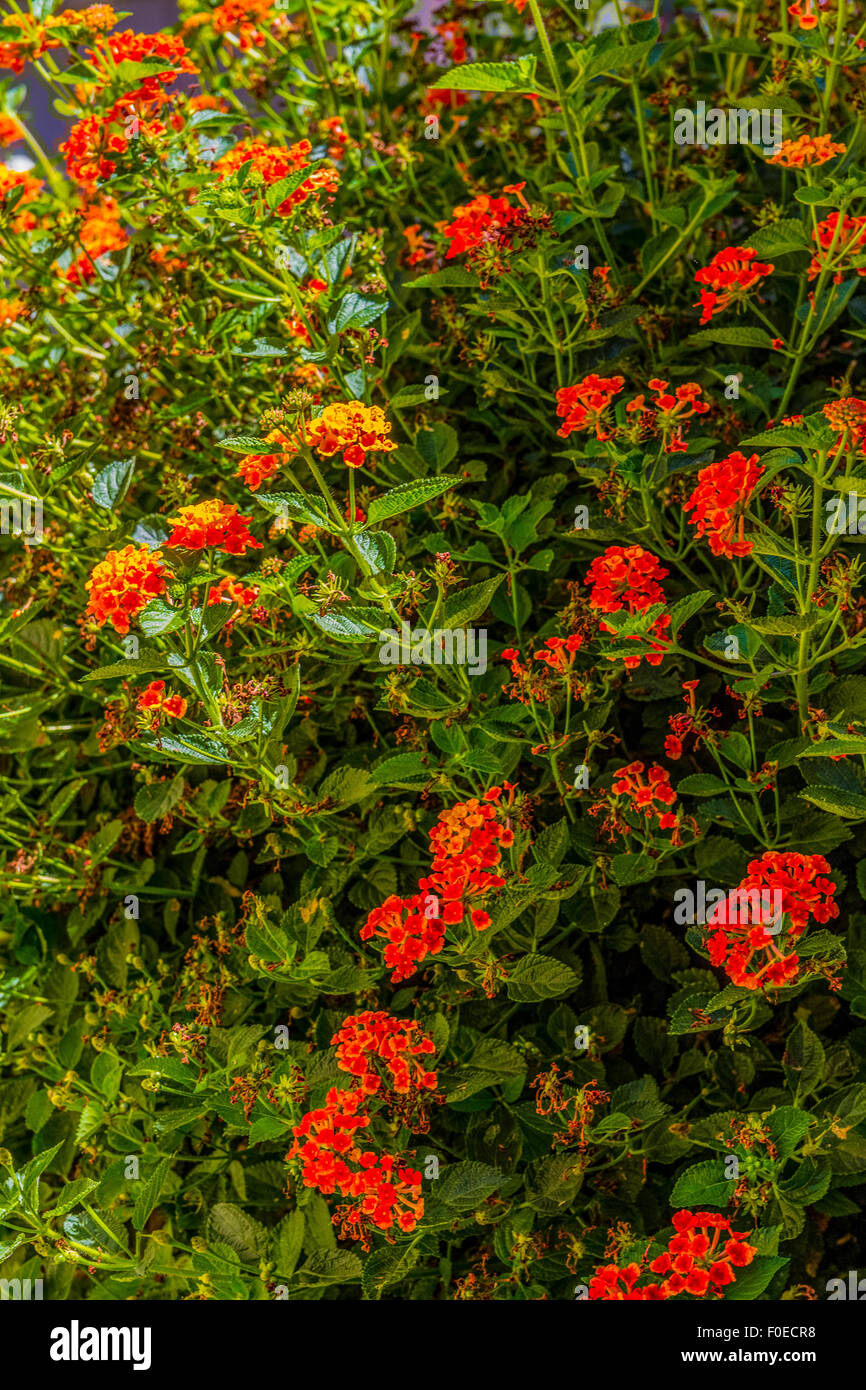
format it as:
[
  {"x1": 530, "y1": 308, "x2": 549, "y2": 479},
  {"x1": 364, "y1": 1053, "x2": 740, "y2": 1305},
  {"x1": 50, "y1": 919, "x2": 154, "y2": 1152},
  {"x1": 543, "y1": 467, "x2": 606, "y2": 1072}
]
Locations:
[{"x1": 366, "y1": 476, "x2": 460, "y2": 526}]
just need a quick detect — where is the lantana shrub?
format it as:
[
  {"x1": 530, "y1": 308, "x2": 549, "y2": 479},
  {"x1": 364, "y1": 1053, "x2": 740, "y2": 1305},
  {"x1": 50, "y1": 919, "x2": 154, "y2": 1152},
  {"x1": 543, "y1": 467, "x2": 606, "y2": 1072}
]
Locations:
[{"x1": 1, "y1": 0, "x2": 866, "y2": 1304}]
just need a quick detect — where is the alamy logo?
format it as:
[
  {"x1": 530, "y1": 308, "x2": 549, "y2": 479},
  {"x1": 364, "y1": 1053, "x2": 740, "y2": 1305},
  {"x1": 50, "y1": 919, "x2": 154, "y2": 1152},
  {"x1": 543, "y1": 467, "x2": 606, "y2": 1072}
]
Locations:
[
  {"x1": 673, "y1": 101, "x2": 782, "y2": 153},
  {"x1": 0, "y1": 1277, "x2": 42, "y2": 1299},
  {"x1": 673, "y1": 882, "x2": 783, "y2": 930},
  {"x1": 49, "y1": 1321, "x2": 152, "y2": 1371},
  {"x1": 378, "y1": 621, "x2": 487, "y2": 676},
  {"x1": 825, "y1": 493, "x2": 866, "y2": 534},
  {"x1": 0, "y1": 497, "x2": 43, "y2": 542},
  {"x1": 826, "y1": 1270, "x2": 866, "y2": 1299}
]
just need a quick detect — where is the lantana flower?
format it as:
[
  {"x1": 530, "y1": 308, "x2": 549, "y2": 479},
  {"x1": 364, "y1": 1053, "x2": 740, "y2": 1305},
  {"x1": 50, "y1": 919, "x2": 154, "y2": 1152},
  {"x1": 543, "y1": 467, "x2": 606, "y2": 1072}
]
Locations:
[
  {"x1": 705, "y1": 850, "x2": 839, "y2": 991},
  {"x1": 683, "y1": 451, "x2": 764, "y2": 558},
  {"x1": 556, "y1": 374, "x2": 625, "y2": 442},
  {"x1": 693, "y1": 247, "x2": 774, "y2": 325},
  {"x1": 85, "y1": 544, "x2": 168, "y2": 633},
  {"x1": 165, "y1": 499, "x2": 262, "y2": 553}
]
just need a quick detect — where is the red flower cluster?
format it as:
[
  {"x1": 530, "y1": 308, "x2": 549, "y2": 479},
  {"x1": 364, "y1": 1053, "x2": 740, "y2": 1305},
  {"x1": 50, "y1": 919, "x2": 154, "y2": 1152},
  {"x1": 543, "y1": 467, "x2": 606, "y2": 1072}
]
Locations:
[
  {"x1": 331, "y1": 1011, "x2": 437, "y2": 1096},
  {"x1": 165, "y1": 500, "x2": 262, "y2": 554},
  {"x1": 441, "y1": 188, "x2": 523, "y2": 260},
  {"x1": 438, "y1": 183, "x2": 543, "y2": 285},
  {"x1": 589, "y1": 1211, "x2": 756, "y2": 1300},
  {"x1": 706, "y1": 851, "x2": 839, "y2": 990},
  {"x1": 361, "y1": 787, "x2": 515, "y2": 982},
  {"x1": 288, "y1": 1010, "x2": 438, "y2": 1243},
  {"x1": 500, "y1": 633, "x2": 584, "y2": 705},
  {"x1": 624, "y1": 378, "x2": 710, "y2": 453},
  {"x1": 665, "y1": 680, "x2": 720, "y2": 761},
  {"x1": 555, "y1": 374, "x2": 624, "y2": 442},
  {"x1": 136, "y1": 680, "x2": 188, "y2": 730},
  {"x1": 693, "y1": 247, "x2": 774, "y2": 324},
  {"x1": 585, "y1": 545, "x2": 670, "y2": 668},
  {"x1": 684, "y1": 450, "x2": 764, "y2": 558}
]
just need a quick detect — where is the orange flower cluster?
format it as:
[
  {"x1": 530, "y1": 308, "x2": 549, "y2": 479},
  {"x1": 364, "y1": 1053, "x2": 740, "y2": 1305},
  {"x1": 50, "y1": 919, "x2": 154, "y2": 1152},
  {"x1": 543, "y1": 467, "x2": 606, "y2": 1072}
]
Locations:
[
  {"x1": 331, "y1": 1011, "x2": 438, "y2": 1097},
  {"x1": 556, "y1": 376, "x2": 709, "y2": 454},
  {"x1": 0, "y1": 296, "x2": 26, "y2": 326},
  {"x1": 684, "y1": 450, "x2": 764, "y2": 558},
  {"x1": 206, "y1": 575, "x2": 259, "y2": 608},
  {"x1": 584, "y1": 545, "x2": 670, "y2": 669},
  {"x1": 212, "y1": 0, "x2": 273, "y2": 49},
  {"x1": 49, "y1": 5, "x2": 118, "y2": 30},
  {"x1": 588, "y1": 1211, "x2": 756, "y2": 1300},
  {"x1": 0, "y1": 164, "x2": 43, "y2": 232},
  {"x1": 0, "y1": 14, "x2": 51, "y2": 72},
  {"x1": 361, "y1": 787, "x2": 515, "y2": 982},
  {"x1": 610, "y1": 761, "x2": 678, "y2": 832},
  {"x1": 706, "y1": 850, "x2": 840, "y2": 991},
  {"x1": 165, "y1": 500, "x2": 262, "y2": 554},
  {"x1": 136, "y1": 680, "x2": 188, "y2": 730},
  {"x1": 823, "y1": 396, "x2": 866, "y2": 454},
  {"x1": 768, "y1": 134, "x2": 846, "y2": 167},
  {"x1": 0, "y1": 115, "x2": 21, "y2": 147},
  {"x1": 64, "y1": 198, "x2": 128, "y2": 286},
  {"x1": 787, "y1": 0, "x2": 830, "y2": 28},
  {"x1": 809, "y1": 211, "x2": 866, "y2": 283},
  {"x1": 238, "y1": 402, "x2": 396, "y2": 485},
  {"x1": 61, "y1": 105, "x2": 171, "y2": 188},
  {"x1": 555, "y1": 374, "x2": 624, "y2": 442},
  {"x1": 85, "y1": 545, "x2": 167, "y2": 634},
  {"x1": 693, "y1": 246, "x2": 774, "y2": 325},
  {"x1": 90, "y1": 28, "x2": 198, "y2": 88},
  {"x1": 501, "y1": 633, "x2": 584, "y2": 704},
  {"x1": 624, "y1": 378, "x2": 710, "y2": 453},
  {"x1": 441, "y1": 188, "x2": 523, "y2": 260},
  {"x1": 301, "y1": 402, "x2": 397, "y2": 469},
  {"x1": 288, "y1": 1010, "x2": 438, "y2": 1243},
  {"x1": 214, "y1": 138, "x2": 339, "y2": 214}
]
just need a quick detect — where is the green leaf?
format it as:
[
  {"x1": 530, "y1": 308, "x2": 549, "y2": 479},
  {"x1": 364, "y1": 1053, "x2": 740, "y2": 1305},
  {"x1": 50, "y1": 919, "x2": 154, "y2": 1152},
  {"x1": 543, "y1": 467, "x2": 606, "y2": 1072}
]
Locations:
[
  {"x1": 137, "y1": 732, "x2": 230, "y2": 765},
  {"x1": 298, "y1": 1249, "x2": 362, "y2": 1284},
  {"x1": 725, "y1": 1254, "x2": 788, "y2": 1299},
  {"x1": 132, "y1": 1156, "x2": 172, "y2": 1233},
  {"x1": 328, "y1": 293, "x2": 387, "y2": 333},
  {"x1": 139, "y1": 600, "x2": 186, "y2": 637},
  {"x1": 133, "y1": 774, "x2": 185, "y2": 823},
  {"x1": 218, "y1": 435, "x2": 273, "y2": 453},
  {"x1": 506, "y1": 953, "x2": 578, "y2": 1002},
  {"x1": 206, "y1": 1202, "x2": 267, "y2": 1265},
  {"x1": 366, "y1": 476, "x2": 460, "y2": 525},
  {"x1": 273, "y1": 1209, "x2": 304, "y2": 1279},
  {"x1": 783, "y1": 1022, "x2": 826, "y2": 1100},
  {"x1": 442, "y1": 574, "x2": 503, "y2": 628},
  {"x1": 362, "y1": 1244, "x2": 420, "y2": 1299},
  {"x1": 428, "y1": 57, "x2": 538, "y2": 93},
  {"x1": 408, "y1": 267, "x2": 478, "y2": 289},
  {"x1": 82, "y1": 652, "x2": 169, "y2": 681},
  {"x1": 689, "y1": 326, "x2": 775, "y2": 348},
  {"x1": 92, "y1": 458, "x2": 135, "y2": 510},
  {"x1": 670, "y1": 1159, "x2": 735, "y2": 1208},
  {"x1": 677, "y1": 773, "x2": 730, "y2": 796},
  {"x1": 669, "y1": 589, "x2": 714, "y2": 637},
  {"x1": 437, "y1": 1160, "x2": 503, "y2": 1209},
  {"x1": 799, "y1": 785, "x2": 866, "y2": 819}
]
